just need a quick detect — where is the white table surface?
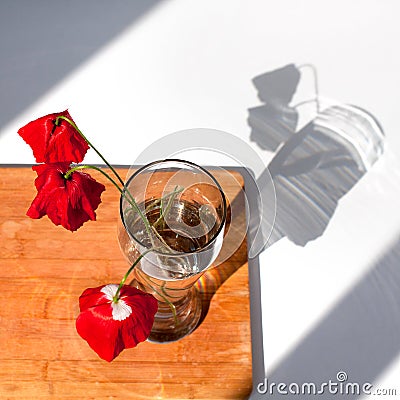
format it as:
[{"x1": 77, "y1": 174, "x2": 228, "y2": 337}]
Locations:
[{"x1": 1, "y1": 1, "x2": 400, "y2": 398}]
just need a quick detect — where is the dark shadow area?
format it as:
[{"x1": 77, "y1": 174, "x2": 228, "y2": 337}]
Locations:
[
  {"x1": 261, "y1": 234, "x2": 400, "y2": 399},
  {"x1": 248, "y1": 64, "x2": 384, "y2": 249},
  {"x1": 248, "y1": 64, "x2": 300, "y2": 153},
  {"x1": 0, "y1": 0, "x2": 160, "y2": 132}
]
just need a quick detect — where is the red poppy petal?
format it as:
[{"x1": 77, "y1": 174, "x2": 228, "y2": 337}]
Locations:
[
  {"x1": 78, "y1": 286, "x2": 112, "y2": 311},
  {"x1": 120, "y1": 285, "x2": 158, "y2": 334},
  {"x1": 76, "y1": 305, "x2": 122, "y2": 361},
  {"x1": 27, "y1": 163, "x2": 69, "y2": 221},
  {"x1": 18, "y1": 110, "x2": 89, "y2": 163},
  {"x1": 67, "y1": 171, "x2": 105, "y2": 221},
  {"x1": 26, "y1": 163, "x2": 105, "y2": 231},
  {"x1": 76, "y1": 284, "x2": 158, "y2": 362},
  {"x1": 61, "y1": 172, "x2": 105, "y2": 231}
]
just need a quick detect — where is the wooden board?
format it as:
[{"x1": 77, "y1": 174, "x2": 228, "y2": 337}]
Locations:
[{"x1": 0, "y1": 166, "x2": 252, "y2": 399}]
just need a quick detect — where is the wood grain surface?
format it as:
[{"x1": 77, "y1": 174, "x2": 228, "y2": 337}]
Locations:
[{"x1": 0, "y1": 166, "x2": 252, "y2": 400}]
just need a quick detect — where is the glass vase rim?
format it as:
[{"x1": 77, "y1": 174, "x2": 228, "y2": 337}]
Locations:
[{"x1": 120, "y1": 158, "x2": 227, "y2": 256}]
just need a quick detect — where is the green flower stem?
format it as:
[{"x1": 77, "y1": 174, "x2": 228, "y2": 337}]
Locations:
[
  {"x1": 113, "y1": 249, "x2": 153, "y2": 303},
  {"x1": 55, "y1": 115, "x2": 150, "y2": 228},
  {"x1": 64, "y1": 164, "x2": 151, "y2": 232},
  {"x1": 55, "y1": 115, "x2": 148, "y2": 223},
  {"x1": 153, "y1": 185, "x2": 183, "y2": 229},
  {"x1": 135, "y1": 268, "x2": 178, "y2": 325},
  {"x1": 55, "y1": 116, "x2": 125, "y2": 187},
  {"x1": 64, "y1": 165, "x2": 151, "y2": 234},
  {"x1": 64, "y1": 164, "x2": 122, "y2": 192}
]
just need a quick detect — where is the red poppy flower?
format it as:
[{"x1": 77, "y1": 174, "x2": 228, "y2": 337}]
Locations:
[
  {"x1": 18, "y1": 110, "x2": 89, "y2": 163},
  {"x1": 76, "y1": 284, "x2": 158, "y2": 361},
  {"x1": 27, "y1": 163, "x2": 105, "y2": 231}
]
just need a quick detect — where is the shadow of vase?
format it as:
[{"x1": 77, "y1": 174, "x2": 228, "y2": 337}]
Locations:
[{"x1": 248, "y1": 64, "x2": 385, "y2": 249}]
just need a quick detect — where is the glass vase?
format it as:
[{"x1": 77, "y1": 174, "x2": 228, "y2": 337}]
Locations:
[{"x1": 118, "y1": 159, "x2": 227, "y2": 342}]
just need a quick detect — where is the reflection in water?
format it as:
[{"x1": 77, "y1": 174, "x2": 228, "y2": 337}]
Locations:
[{"x1": 248, "y1": 64, "x2": 385, "y2": 247}]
